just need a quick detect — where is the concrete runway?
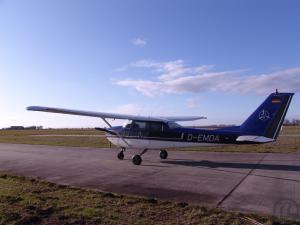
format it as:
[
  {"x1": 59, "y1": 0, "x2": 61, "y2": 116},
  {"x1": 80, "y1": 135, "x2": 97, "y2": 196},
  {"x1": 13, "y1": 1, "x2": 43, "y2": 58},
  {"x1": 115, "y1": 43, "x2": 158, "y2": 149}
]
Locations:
[{"x1": 0, "y1": 143, "x2": 299, "y2": 220}]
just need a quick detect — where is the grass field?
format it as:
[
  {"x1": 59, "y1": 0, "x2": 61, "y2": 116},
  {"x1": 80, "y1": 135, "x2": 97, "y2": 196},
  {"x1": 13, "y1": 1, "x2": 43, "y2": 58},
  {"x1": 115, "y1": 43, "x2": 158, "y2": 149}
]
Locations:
[
  {"x1": 0, "y1": 172, "x2": 297, "y2": 225},
  {"x1": 0, "y1": 126, "x2": 299, "y2": 153},
  {"x1": 0, "y1": 129, "x2": 110, "y2": 148}
]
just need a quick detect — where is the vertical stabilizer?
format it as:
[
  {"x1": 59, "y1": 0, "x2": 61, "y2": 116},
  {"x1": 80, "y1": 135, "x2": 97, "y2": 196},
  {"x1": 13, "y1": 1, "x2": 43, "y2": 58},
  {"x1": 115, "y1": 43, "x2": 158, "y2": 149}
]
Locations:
[{"x1": 240, "y1": 91, "x2": 294, "y2": 140}]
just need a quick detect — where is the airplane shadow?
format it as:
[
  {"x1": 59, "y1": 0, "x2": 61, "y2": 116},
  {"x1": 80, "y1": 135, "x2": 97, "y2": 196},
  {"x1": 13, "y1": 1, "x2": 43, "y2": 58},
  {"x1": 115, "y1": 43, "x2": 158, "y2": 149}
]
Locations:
[{"x1": 162, "y1": 160, "x2": 300, "y2": 172}]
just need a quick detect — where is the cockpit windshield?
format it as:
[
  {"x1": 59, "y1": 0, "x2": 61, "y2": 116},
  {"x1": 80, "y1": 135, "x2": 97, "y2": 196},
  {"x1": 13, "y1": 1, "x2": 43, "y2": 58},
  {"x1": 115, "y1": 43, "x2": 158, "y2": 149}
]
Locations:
[
  {"x1": 167, "y1": 122, "x2": 181, "y2": 129},
  {"x1": 123, "y1": 120, "x2": 148, "y2": 130},
  {"x1": 123, "y1": 120, "x2": 133, "y2": 129},
  {"x1": 123, "y1": 120, "x2": 181, "y2": 130}
]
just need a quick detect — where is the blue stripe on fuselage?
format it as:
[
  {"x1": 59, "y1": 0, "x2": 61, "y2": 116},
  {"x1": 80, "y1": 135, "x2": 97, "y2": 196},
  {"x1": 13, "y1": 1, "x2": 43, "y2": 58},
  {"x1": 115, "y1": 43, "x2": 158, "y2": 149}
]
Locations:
[{"x1": 107, "y1": 126, "x2": 242, "y2": 145}]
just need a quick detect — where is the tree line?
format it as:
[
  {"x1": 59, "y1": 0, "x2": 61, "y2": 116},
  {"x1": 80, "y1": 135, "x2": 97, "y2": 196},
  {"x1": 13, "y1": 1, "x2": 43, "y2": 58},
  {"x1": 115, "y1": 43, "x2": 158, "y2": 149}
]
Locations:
[{"x1": 283, "y1": 119, "x2": 300, "y2": 126}]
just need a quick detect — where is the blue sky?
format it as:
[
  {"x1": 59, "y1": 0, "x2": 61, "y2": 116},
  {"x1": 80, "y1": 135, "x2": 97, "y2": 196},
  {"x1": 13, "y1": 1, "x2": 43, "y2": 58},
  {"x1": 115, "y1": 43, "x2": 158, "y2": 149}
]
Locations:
[{"x1": 0, "y1": 0, "x2": 299, "y2": 128}]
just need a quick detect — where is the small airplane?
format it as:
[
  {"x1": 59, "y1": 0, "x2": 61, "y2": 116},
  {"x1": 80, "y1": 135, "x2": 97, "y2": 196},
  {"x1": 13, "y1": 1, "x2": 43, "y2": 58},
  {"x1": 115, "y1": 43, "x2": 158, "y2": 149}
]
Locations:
[{"x1": 27, "y1": 91, "x2": 294, "y2": 165}]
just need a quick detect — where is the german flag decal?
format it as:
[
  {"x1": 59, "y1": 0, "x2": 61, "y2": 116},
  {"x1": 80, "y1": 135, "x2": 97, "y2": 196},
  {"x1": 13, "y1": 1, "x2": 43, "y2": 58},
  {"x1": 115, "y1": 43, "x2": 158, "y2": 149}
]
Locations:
[{"x1": 272, "y1": 98, "x2": 281, "y2": 104}]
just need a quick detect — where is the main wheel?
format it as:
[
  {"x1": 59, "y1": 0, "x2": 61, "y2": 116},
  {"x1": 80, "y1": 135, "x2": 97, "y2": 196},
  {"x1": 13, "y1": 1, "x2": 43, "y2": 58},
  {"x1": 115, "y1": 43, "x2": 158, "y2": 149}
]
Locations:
[
  {"x1": 117, "y1": 151, "x2": 124, "y2": 160},
  {"x1": 160, "y1": 150, "x2": 168, "y2": 159},
  {"x1": 132, "y1": 155, "x2": 142, "y2": 165}
]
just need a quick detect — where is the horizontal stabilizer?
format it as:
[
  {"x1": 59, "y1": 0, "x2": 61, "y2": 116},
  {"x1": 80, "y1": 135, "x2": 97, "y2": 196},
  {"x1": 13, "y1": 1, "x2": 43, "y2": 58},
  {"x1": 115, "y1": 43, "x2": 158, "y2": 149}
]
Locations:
[{"x1": 236, "y1": 135, "x2": 274, "y2": 143}]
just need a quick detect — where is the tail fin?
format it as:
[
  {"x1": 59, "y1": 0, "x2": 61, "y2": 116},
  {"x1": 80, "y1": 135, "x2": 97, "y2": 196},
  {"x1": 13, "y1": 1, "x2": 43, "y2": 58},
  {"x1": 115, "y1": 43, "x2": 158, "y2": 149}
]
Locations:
[{"x1": 240, "y1": 91, "x2": 294, "y2": 140}]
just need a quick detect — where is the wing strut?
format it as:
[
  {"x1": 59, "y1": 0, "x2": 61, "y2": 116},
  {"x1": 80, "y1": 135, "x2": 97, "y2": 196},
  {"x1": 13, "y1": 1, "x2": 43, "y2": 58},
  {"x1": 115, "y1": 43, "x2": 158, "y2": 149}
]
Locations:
[{"x1": 101, "y1": 118, "x2": 130, "y2": 148}]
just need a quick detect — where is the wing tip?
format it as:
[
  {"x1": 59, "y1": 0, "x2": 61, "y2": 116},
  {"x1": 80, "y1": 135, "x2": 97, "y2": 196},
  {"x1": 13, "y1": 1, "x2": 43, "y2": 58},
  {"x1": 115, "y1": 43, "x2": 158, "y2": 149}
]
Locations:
[
  {"x1": 26, "y1": 106, "x2": 46, "y2": 111},
  {"x1": 26, "y1": 106, "x2": 35, "y2": 111}
]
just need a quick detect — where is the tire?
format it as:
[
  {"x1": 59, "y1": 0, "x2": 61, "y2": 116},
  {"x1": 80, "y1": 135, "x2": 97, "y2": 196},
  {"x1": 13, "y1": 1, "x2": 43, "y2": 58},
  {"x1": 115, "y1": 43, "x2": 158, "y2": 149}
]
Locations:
[
  {"x1": 117, "y1": 151, "x2": 124, "y2": 160},
  {"x1": 160, "y1": 150, "x2": 168, "y2": 159},
  {"x1": 132, "y1": 155, "x2": 142, "y2": 165}
]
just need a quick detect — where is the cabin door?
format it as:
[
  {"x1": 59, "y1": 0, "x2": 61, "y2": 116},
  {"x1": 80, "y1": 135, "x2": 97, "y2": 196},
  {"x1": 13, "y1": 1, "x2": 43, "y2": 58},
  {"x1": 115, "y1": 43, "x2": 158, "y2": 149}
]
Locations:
[{"x1": 130, "y1": 121, "x2": 150, "y2": 148}]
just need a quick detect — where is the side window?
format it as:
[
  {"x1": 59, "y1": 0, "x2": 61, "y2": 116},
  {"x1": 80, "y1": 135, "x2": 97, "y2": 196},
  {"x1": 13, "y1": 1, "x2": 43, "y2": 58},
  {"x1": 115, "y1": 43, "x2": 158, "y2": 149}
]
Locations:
[
  {"x1": 132, "y1": 121, "x2": 147, "y2": 130},
  {"x1": 149, "y1": 122, "x2": 163, "y2": 132}
]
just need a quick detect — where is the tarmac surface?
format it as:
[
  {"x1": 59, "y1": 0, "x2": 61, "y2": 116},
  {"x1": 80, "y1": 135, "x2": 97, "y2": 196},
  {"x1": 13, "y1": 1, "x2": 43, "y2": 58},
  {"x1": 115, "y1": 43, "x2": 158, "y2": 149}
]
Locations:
[{"x1": 0, "y1": 143, "x2": 299, "y2": 220}]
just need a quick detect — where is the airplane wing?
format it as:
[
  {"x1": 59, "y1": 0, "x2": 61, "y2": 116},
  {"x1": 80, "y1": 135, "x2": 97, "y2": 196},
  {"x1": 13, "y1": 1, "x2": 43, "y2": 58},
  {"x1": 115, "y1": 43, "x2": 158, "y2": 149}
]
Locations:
[{"x1": 27, "y1": 106, "x2": 206, "y2": 122}]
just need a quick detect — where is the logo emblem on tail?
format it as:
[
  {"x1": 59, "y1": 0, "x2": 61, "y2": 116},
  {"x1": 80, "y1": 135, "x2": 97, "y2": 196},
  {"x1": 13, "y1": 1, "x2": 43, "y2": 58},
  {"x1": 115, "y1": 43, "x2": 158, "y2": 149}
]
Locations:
[{"x1": 259, "y1": 110, "x2": 270, "y2": 121}]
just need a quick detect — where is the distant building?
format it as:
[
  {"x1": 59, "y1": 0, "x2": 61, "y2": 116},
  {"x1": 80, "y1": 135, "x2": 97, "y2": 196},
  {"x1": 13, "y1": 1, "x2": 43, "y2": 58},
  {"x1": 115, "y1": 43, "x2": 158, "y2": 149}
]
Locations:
[
  {"x1": 3, "y1": 126, "x2": 43, "y2": 130},
  {"x1": 6, "y1": 126, "x2": 25, "y2": 130},
  {"x1": 24, "y1": 126, "x2": 37, "y2": 130}
]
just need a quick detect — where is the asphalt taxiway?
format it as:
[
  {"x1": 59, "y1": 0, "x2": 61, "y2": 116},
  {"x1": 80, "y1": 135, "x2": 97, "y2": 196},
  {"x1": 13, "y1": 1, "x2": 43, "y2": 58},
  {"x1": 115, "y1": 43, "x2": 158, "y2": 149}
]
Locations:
[{"x1": 0, "y1": 143, "x2": 299, "y2": 220}]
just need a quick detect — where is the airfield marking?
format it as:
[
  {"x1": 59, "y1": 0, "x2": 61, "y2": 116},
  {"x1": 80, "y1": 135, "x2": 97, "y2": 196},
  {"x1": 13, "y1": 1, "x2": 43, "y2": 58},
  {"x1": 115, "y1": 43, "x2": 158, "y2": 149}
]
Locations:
[{"x1": 216, "y1": 153, "x2": 268, "y2": 207}]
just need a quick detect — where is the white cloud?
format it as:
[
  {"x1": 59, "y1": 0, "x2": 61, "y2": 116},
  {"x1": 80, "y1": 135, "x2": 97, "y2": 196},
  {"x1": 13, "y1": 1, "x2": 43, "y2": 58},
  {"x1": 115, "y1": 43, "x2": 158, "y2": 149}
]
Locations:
[
  {"x1": 115, "y1": 103, "x2": 143, "y2": 115},
  {"x1": 186, "y1": 97, "x2": 201, "y2": 109},
  {"x1": 115, "y1": 59, "x2": 300, "y2": 97},
  {"x1": 132, "y1": 38, "x2": 147, "y2": 46},
  {"x1": 131, "y1": 59, "x2": 214, "y2": 81}
]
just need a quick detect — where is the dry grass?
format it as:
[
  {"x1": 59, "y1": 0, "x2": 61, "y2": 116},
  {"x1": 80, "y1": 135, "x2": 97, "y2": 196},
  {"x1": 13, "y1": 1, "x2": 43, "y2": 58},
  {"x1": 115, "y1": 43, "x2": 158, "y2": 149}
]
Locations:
[
  {"x1": 0, "y1": 172, "x2": 297, "y2": 225},
  {"x1": 281, "y1": 126, "x2": 300, "y2": 135},
  {"x1": 0, "y1": 135, "x2": 111, "y2": 148},
  {"x1": 0, "y1": 129, "x2": 111, "y2": 148}
]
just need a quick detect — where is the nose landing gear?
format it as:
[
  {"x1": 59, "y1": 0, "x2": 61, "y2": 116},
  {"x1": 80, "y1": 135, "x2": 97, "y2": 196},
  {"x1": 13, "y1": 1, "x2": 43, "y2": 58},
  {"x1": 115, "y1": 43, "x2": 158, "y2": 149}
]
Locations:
[
  {"x1": 132, "y1": 155, "x2": 142, "y2": 165},
  {"x1": 159, "y1": 149, "x2": 168, "y2": 159},
  {"x1": 132, "y1": 148, "x2": 148, "y2": 165}
]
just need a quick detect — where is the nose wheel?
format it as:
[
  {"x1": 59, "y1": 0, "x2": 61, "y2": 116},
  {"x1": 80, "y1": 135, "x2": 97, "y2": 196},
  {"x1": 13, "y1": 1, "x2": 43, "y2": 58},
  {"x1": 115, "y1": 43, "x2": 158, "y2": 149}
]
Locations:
[
  {"x1": 132, "y1": 155, "x2": 142, "y2": 165},
  {"x1": 132, "y1": 148, "x2": 148, "y2": 165},
  {"x1": 159, "y1": 149, "x2": 168, "y2": 159}
]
